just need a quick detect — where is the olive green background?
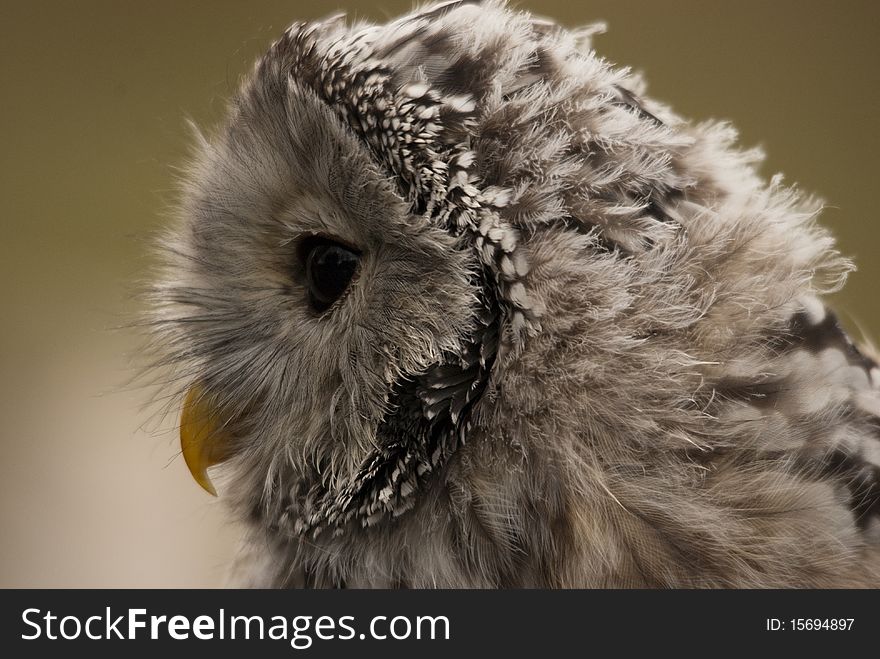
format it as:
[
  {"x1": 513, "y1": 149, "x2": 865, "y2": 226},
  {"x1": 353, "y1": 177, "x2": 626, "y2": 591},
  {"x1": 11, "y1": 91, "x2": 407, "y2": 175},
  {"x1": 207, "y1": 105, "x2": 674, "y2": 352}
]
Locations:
[{"x1": 1, "y1": 1, "x2": 877, "y2": 586}]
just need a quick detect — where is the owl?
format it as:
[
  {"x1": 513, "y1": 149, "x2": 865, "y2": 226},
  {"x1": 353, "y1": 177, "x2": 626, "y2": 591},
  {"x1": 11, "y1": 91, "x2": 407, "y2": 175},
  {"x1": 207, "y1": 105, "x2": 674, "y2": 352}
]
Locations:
[{"x1": 149, "y1": 0, "x2": 880, "y2": 587}]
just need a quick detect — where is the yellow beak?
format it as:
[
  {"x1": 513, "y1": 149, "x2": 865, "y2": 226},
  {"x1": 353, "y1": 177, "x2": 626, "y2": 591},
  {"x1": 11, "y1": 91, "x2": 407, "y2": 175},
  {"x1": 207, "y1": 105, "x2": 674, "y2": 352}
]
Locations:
[{"x1": 180, "y1": 384, "x2": 234, "y2": 496}]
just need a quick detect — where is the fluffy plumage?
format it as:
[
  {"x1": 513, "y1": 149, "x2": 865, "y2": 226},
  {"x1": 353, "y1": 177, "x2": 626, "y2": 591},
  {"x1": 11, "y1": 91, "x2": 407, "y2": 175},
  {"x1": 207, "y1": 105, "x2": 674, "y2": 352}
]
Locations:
[{"x1": 150, "y1": 0, "x2": 880, "y2": 587}]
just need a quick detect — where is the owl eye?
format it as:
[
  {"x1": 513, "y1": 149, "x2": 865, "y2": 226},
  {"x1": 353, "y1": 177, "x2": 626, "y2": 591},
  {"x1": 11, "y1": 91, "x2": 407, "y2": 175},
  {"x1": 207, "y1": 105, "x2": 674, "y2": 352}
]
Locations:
[{"x1": 300, "y1": 237, "x2": 361, "y2": 313}]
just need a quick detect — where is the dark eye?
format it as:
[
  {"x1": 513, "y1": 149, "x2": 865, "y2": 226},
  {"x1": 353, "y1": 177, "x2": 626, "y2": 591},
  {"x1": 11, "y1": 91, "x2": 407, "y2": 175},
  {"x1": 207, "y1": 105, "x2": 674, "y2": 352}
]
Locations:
[{"x1": 300, "y1": 237, "x2": 360, "y2": 313}]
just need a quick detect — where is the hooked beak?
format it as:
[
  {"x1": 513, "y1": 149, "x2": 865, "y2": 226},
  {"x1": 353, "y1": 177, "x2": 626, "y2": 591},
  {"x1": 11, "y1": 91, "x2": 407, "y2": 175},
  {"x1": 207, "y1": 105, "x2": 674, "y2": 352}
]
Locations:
[{"x1": 179, "y1": 384, "x2": 234, "y2": 496}]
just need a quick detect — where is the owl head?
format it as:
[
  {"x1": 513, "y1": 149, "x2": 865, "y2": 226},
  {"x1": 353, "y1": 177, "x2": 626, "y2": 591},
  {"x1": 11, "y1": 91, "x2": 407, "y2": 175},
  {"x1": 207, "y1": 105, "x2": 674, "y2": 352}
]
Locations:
[
  {"x1": 154, "y1": 1, "x2": 528, "y2": 539},
  {"x1": 150, "y1": 0, "x2": 847, "y2": 568}
]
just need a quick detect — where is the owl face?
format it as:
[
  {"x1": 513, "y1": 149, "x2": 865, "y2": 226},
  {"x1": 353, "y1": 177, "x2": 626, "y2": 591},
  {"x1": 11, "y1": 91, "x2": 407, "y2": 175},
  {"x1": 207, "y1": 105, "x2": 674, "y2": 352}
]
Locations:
[
  {"x1": 158, "y1": 0, "x2": 564, "y2": 541},
  {"x1": 161, "y1": 41, "x2": 490, "y2": 535}
]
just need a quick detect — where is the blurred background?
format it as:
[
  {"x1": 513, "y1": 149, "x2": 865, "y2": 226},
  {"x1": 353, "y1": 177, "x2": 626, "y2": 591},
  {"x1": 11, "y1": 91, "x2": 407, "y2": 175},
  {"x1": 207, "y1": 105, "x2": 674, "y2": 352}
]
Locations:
[{"x1": 1, "y1": 0, "x2": 878, "y2": 587}]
